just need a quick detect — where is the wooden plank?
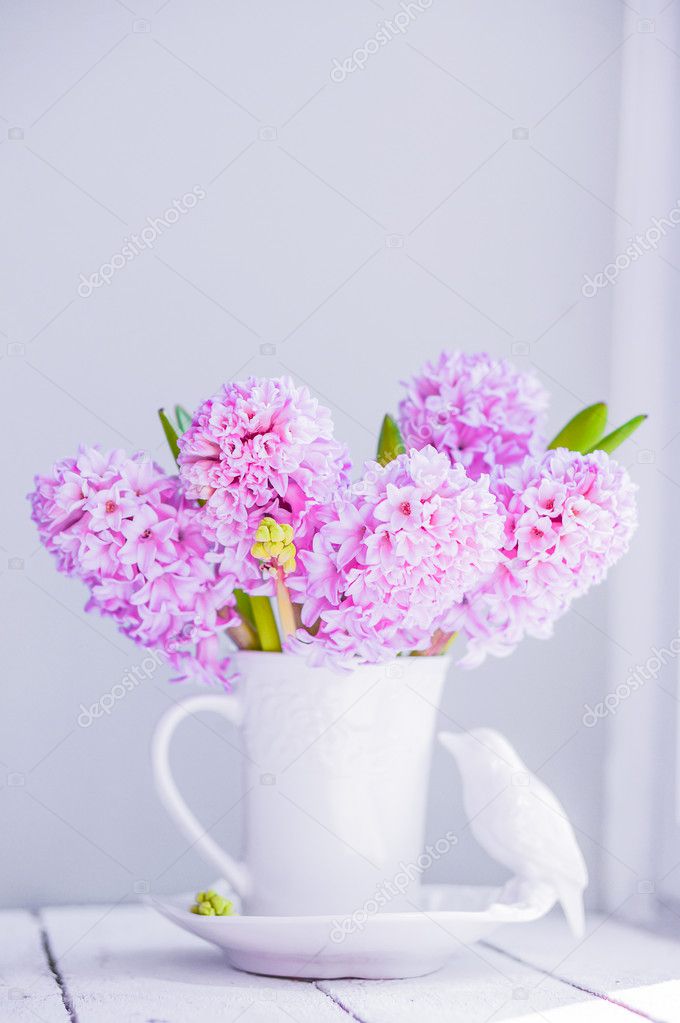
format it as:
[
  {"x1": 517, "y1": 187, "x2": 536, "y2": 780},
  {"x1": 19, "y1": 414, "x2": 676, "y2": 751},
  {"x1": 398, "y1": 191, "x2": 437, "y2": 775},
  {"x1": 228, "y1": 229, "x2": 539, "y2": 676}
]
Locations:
[
  {"x1": 41, "y1": 904, "x2": 348, "y2": 1022},
  {"x1": 489, "y1": 910, "x2": 680, "y2": 1022},
  {"x1": 319, "y1": 936, "x2": 634, "y2": 1022},
  {"x1": 0, "y1": 910, "x2": 70, "y2": 1022},
  {"x1": 33, "y1": 904, "x2": 679, "y2": 1023}
]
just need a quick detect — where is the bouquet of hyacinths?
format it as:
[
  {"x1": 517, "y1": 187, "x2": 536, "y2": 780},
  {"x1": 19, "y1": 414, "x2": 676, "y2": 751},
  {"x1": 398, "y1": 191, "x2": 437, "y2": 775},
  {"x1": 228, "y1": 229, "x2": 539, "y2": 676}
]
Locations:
[{"x1": 29, "y1": 354, "x2": 644, "y2": 685}]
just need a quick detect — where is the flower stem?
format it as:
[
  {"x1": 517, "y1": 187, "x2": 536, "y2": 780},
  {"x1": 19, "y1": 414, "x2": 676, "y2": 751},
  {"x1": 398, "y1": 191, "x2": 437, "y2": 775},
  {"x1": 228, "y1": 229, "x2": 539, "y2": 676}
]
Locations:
[
  {"x1": 275, "y1": 573, "x2": 297, "y2": 639},
  {"x1": 250, "y1": 596, "x2": 282, "y2": 652},
  {"x1": 226, "y1": 622, "x2": 259, "y2": 650},
  {"x1": 223, "y1": 589, "x2": 260, "y2": 650},
  {"x1": 218, "y1": 598, "x2": 258, "y2": 650},
  {"x1": 429, "y1": 630, "x2": 457, "y2": 656},
  {"x1": 412, "y1": 630, "x2": 458, "y2": 656}
]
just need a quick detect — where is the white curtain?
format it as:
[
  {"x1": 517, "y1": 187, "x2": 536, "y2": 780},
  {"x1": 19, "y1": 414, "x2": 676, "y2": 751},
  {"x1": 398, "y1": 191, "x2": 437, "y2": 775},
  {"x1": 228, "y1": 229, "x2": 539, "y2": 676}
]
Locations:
[{"x1": 603, "y1": 3, "x2": 680, "y2": 924}]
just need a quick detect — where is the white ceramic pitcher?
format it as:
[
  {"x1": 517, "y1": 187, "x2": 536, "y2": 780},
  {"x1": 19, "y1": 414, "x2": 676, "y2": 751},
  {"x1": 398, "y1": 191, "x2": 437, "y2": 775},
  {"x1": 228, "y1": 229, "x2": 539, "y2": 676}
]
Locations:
[{"x1": 152, "y1": 651, "x2": 448, "y2": 916}]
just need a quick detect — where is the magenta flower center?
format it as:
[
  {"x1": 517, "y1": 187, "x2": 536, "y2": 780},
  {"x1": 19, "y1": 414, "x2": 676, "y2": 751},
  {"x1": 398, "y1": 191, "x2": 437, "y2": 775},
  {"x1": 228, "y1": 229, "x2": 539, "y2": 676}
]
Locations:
[
  {"x1": 140, "y1": 528, "x2": 152, "y2": 539},
  {"x1": 400, "y1": 501, "x2": 412, "y2": 517},
  {"x1": 105, "y1": 500, "x2": 116, "y2": 514}
]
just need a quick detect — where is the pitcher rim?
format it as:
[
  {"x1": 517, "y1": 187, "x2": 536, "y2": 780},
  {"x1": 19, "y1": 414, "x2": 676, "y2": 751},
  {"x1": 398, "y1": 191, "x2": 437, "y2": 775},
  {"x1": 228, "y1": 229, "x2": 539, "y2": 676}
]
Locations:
[{"x1": 232, "y1": 649, "x2": 453, "y2": 680}]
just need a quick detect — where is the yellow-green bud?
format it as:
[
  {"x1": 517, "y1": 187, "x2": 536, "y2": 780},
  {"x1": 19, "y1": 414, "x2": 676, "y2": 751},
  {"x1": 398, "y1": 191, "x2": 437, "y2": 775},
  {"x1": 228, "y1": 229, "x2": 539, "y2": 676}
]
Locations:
[
  {"x1": 254, "y1": 520, "x2": 272, "y2": 542},
  {"x1": 190, "y1": 889, "x2": 235, "y2": 917},
  {"x1": 250, "y1": 516, "x2": 297, "y2": 575}
]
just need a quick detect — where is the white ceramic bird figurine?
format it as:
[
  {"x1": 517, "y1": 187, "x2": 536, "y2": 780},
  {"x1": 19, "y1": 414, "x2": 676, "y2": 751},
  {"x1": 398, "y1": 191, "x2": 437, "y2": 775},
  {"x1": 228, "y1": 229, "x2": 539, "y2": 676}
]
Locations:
[{"x1": 439, "y1": 728, "x2": 588, "y2": 937}]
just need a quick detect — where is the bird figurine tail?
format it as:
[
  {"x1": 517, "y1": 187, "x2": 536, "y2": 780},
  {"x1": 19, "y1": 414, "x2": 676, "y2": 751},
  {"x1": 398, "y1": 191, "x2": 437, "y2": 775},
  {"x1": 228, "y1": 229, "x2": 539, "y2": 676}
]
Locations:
[
  {"x1": 556, "y1": 882, "x2": 586, "y2": 939},
  {"x1": 438, "y1": 727, "x2": 588, "y2": 940}
]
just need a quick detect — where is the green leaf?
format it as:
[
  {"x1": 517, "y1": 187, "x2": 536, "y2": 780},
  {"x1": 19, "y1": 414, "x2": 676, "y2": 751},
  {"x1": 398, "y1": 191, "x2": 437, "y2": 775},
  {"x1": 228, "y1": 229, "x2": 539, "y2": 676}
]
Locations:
[
  {"x1": 233, "y1": 588, "x2": 260, "y2": 650},
  {"x1": 377, "y1": 414, "x2": 405, "y2": 466},
  {"x1": 585, "y1": 414, "x2": 647, "y2": 455},
  {"x1": 548, "y1": 402, "x2": 608, "y2": 454},
  {"x1": 249, "y1": 596, "x2": 282, "y2": 653},
  {"x1": 175, "y1": 405, "x2": 192, "y2": 433},
  {"x1": 158, "y1": 408, "x2": 180, "y2": 464},
  {"x1": 234, "y1": 588, "x2": 256, "y2": 632}
]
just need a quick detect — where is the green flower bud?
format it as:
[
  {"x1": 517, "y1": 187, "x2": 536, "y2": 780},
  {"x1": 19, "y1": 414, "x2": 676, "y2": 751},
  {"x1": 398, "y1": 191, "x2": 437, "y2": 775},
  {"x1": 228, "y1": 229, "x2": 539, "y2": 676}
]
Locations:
[
  {"x1": 190, "y1": 889, "x2": 236, "y2": 917},
  {"x1": 268, "y1": 522, "x2": 285, "y2": 543},
  {"x1": 251, "y1": 515, "x2": 297, "y2": 576},
  {"x1": 254, "y1": 520, "x2": 273, "y2": 542}
]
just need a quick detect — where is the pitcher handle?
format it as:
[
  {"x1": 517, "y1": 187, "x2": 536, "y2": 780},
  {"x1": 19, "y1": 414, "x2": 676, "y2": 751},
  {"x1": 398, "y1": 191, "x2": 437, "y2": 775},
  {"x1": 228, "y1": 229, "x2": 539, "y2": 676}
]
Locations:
[{"x1": 152, "y1": 693, "x2": 251, "y2": 899}]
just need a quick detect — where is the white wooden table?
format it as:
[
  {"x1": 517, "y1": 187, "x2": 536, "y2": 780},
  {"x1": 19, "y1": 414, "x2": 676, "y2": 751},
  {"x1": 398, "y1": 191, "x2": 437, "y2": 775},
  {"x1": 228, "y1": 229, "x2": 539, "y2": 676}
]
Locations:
[{"x1": 2, "y1": 905, "x2": 679, "y2": 1022}]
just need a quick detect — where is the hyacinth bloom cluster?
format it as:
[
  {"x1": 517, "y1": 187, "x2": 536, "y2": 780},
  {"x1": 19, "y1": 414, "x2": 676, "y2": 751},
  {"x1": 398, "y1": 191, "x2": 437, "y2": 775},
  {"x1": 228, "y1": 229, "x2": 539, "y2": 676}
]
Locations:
[
  {"x1": 29, "y1": 360, "x2": 642, "y2": 682},
  {"x1": 29, "y1": 447, "x2": 237, "y2": 686},
  {"x1": 456, "y1": 449, "x2": 638, "y2": 666},
  {"x1": 399, "y1": 351, "x2": 549, "y2": 480},
  {"x1": 178, "y1": 376, "x2": 350, "y2": 588},
  {"x1": 290, "y1": 447, "x2": 505, "y2": 664}
]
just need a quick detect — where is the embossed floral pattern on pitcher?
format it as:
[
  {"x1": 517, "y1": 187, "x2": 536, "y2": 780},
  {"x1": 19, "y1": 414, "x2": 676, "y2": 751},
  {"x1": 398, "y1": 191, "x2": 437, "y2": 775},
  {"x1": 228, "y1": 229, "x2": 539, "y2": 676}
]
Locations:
[{"x1": 153, "y1": 652, "x2": 448, "y2": 916}]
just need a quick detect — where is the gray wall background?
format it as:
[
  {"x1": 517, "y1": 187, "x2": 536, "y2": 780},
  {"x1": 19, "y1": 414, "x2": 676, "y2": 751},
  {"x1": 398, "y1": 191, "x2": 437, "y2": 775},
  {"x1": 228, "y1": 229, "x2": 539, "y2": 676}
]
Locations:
[{"x1": 1, "y1": 0, "x2": 629, "y2": 908}]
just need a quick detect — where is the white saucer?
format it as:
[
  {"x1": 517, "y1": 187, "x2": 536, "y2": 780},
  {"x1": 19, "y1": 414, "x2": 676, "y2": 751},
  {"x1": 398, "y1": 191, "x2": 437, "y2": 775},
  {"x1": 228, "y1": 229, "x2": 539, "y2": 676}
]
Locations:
[{"x1": 149, "y1": 878, "x2": 556, "y2": 979}]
